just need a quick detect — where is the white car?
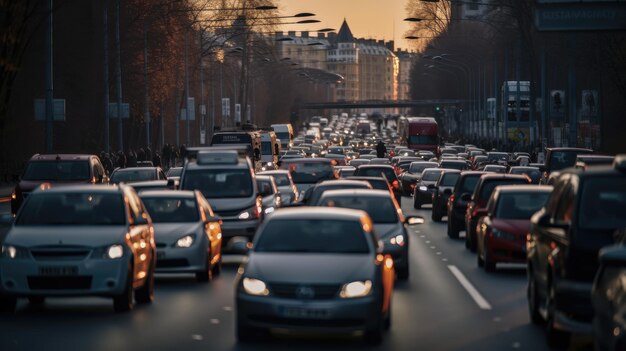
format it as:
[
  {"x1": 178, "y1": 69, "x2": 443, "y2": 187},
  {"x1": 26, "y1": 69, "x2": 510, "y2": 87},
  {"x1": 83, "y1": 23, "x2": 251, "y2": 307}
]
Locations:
[{"x1": 0, "y1": 185, "x2": 156, "y2": 313}]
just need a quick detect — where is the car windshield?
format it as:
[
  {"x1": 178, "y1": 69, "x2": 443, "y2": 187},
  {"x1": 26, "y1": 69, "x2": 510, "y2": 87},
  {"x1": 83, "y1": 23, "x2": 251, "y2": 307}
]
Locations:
[
  {"x1": 309, "y1": 183, "x2": 370, "y2": 205},
  {"x1": 276, "y1": 132, "x2": 290, "y2": 143},
  {"x1": 441, "y1": 173, "x2": 460, "y2": 186},
  {"x1": 357, "y1": 167, "x2": 395, "y2": 181},
  {"x1": 422, "y1": 170, "x2": 443, "y2": 182},
  {"x1": 182, "y1": 169, "x2": 253, "y2": 198},
  {"x1": 579, "y1": 178, "x2": 626, "y2": 230},
  {"x1": 22, "y1": 161, "x2": 90, "y2": 181},
  {"x1": 167, "y1": 168, "x2": 182, "y2": 177},
  {"x1": 141, "y1": 197, "x2": 199, "y2": 223},
  {"x1": 320, "y1": 196, "x2": 398, "y2": 224},
  {"x1": 496, "y1": 192, "x2": 550, "y2": 220},
  {"x1": 441, "y1": 161, "x2": 467, "y2": 170},
  {"x1": 111, "y1": 169, "x2": 155, "y2": 183},
  {"x1": 487, "y1": 153, "x2": 509, "y2": 162},
  {"x1": 409, "y1": 163, "x2": 437, "y2": 173},
  {"x1": 549, "y1": 150, "x2": 583, "y2": 171},
  {"x1": 458, "y1": 175, "x2": 481, "y2": 195},
  {"x1": 511, "y1": 168, "x2": 541, "y2": 182},
  {"x1": 479, "y1": 179, "x2": 528, "y2": 201},
  {"x1": 261, "y1": 142, "x2": 272, "y2": 155},
  {"x1": 268, "y1": 174, "x2": 290, "y2": 186},
  {"x1": 287, "y1": 162, "x2": 333, "y2": 183},
  {"x1": 255, "y1": 219, "x2": 370, "y2": 254},
  {"x1": 408, "y1": 135, "x2": 438, "y2": 145},
  {"x1": 16, "y1": 193, "x2": 125, "y2": 225}
]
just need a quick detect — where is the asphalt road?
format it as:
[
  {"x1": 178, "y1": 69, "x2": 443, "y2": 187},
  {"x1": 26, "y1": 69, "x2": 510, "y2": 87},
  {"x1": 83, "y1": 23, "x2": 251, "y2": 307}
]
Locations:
[{"x1": 0, "y1": 197, "x2": 592, "y2": 351}]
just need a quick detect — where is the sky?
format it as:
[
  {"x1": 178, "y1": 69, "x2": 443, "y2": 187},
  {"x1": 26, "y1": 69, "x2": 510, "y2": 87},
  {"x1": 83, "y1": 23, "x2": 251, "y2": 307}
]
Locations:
[{"x1": 278, "y1": 0, "x2": 415, "y2": 51}]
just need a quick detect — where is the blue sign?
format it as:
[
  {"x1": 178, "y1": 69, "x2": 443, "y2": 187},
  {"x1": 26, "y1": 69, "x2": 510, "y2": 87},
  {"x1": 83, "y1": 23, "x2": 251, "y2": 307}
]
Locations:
[{"x1": 535, "y1": 3, "x2": 626, "y2": 31}]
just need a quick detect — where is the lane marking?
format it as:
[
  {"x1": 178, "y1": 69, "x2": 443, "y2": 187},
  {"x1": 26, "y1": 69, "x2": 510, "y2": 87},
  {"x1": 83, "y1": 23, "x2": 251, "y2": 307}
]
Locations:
[
  {"x1": 425, "y1": 240, "x2": 431, "y2": 243},
  {"x1": 441, "y1": 258, "x2": 448, "y2": 262},
  {"x1": 447, "y1": 265, "x2": 492, "y2": 310},
  {"x1": 436, "y1": 252, "x2": 442, "y2": 255},
  {"x1": 430, "y1": 246, "x2": 436, "y2": 249}
]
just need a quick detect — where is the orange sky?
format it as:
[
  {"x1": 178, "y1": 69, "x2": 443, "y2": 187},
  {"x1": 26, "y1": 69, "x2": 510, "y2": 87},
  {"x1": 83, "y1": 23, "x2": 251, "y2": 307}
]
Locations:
[{"x1": 278, "y1": 0, "x2": 415, "y2": 51}]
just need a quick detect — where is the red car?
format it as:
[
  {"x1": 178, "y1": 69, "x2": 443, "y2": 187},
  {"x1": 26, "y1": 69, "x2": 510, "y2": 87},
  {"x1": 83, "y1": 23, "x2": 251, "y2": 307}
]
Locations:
[{"x1": 476, "y1": 185, "x2": 552, "y2": 272}]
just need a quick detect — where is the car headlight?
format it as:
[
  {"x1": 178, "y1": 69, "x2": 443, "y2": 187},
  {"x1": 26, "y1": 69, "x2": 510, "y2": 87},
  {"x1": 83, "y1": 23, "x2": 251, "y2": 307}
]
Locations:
[
  {"x1": 492, "y1": 230, "x2": 516, "y2": 241},
  {"x1": 264, "y1": 206, "x2": 275, "y2": 215},
  {"x1": 242, "y1": 277, "x2": 269, "y2": 296},
  {"x1": 106, "y1": 244, "x2": 124, "y2": 259},
  {"x1": 1, "y1": 245, "x2": 18, "y2": 259},
  {"x1": 175, "y1": 234, "x2": 195, "y2": 248},
  {"x1": 340, "y1": 280, "x2": 372, "y2": 298},
  {"x1": 419, "y1": 186, "x2": 428, "y2": 192},
  {"x1": 238, "y1": 206, "x2": 260, "y2": 220},
  {"x1": 389, "y1": 234, "x2": 405, "y2": 246}
]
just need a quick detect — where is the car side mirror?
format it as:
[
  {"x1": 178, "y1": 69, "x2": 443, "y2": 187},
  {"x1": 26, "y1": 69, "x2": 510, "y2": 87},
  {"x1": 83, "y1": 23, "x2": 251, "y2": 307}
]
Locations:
[
  {"x1": 460, "y1": 193, "x2": 472, "y2": 202},
  {"x1": 405, "y1": 216, "x2": 425, "y2": 225},
  {"x1": 536, "y1": 212, "x2": 550, "y2": 226}
]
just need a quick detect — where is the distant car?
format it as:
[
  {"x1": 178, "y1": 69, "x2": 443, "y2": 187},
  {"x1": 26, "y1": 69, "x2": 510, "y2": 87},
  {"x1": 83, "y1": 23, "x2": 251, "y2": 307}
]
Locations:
[
  {"x1": 256, "y1": 175, "x2": 282, "y2": 218},
  {"x1": 575, "y1": 155, "x2": 614, "y2": 170},
  {"x1": 509, "y1": 166, "x2": 542, "y2": 184},
  {"x1": 483, "y1": 165, "x2": 507, "y2": 174},
  {"x1": 136, "y1": 161, "x2": 154, "y2": 167},
  {"x1": 127, "y1": 180, "x2": 177, "y2": 193},
  {"x1": 165, "y1": 167, "x2": 183, "y2": 181},
  {"x1": 370, "y1": 158, "x2": 391, "y2": 165},
  {"x1": 541, "y1": 147, "x2": 593, "y2": 183},
  {"x1": 439, "y1": 160, "x2": 470, "y2": 171},
  {"x1": 257, "y1": 170, "x2": 298, "y2": 205},
  {"x1": 334, "y1": 165, "x2": 356, "y2": 178},
  {"x1": 301, "y1": 179, "x2": 372, "y2": 206},
  {"x1": 475, "y1": 185, "x2": 552, "y2": 272},
  {"x1": 139, "y1": 190, "x2": 222, "y2": 282},
  {"x1": 464, "y1": 174, "x2": 531, "y2": 252},
  {"x1": 354, "y1": 165, "x2": 402, "y2": 204},
  {"x1": 0, "y1": 185, "x2": 155, "y2": 313},
  {"x1": 399, "y1": 161, "x2": 439, "y2": 196},
  {"x1": 349, "y1": 159, "x2": 370, "y2": 167},
  {"x1": 11, "y1": 154, "x2": 108, "y2": 214},
  {"x1": 110, "y1": 167, "x2": 167, "y2": 185},
  {"x1": 319, "y1": 189, "x2": 420, "y2": 280},
  {"x1": 234, "y1": 208, "x2": 396, "y2": 343},
  {"x1": 280, "y1": 158, "x2": 337, "y2": 196},
  {"x1": 413, "y1": 168, "x2": 444, "y2": 209},
  {"x1": 431, "y1": 169, "x2": 461, "y2": 222}
]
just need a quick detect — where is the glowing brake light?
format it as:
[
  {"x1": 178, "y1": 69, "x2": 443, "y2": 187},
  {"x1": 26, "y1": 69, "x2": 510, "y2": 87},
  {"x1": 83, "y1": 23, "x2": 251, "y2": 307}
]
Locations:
[{"x1": 392, "y1": 180, "x2": 399, "y2": 189}]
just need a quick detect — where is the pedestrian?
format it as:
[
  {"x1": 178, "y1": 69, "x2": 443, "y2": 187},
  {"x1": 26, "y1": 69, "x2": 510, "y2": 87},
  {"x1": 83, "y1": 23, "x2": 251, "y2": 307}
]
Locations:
[
  {"x1": 145, "y1": 146, "x2": 152, "y2": 162},
  {"x1": 376, "y1": 140, "x2": 387, "y2": 158},
  {"x1": 152, "y1": 152, "x2": 162, "y2": 168},
  {"x1": 117, "y1": 150, "x2": 126, "y2": 169},
  {"x1": 137, "y1": 147, "x2": 146, "y2": 162},
  {"x1": 162, "y1": 144, "x2": 170, "y2": 169},
  {"x1": 127, "y1": 149, "x2": 137, "y2": 167}
]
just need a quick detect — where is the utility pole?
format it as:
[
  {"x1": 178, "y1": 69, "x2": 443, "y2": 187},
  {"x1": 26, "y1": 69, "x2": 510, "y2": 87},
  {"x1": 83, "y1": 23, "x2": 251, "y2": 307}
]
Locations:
[
  {"x1": 45, "y1": 0, "x2": 53, "y2": 152},
  {"x1": 567, "y1": 34, "x2": 577, "y2": 147},
  {"x1": 143, "y1": 19, "x2": 150, "y2": 147},
  {"x1": 199, "y1": 30, "x2": 206, "y2": 144},
  {"x1": 184, "y1": 31, "x2": 190, "y2": 145},
  {"x1": 175, "y1": 65, "x2": 180, "y2": 146},
  {"x1": 103, "y1": 0, "x2": 109, "y2": 152},
  {"x1": 115, "y1": 0, "x2": 124, "y2": 151},
  {"x1": 540, "y1": 44, "x2": 547, "y2": 150}
]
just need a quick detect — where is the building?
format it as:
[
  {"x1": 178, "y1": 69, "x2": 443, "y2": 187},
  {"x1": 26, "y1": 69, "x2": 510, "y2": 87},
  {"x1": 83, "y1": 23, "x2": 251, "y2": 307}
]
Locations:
[
  {"x1": 275, "y1": 31, "x2": 330, "y2": 71},
  {"x1": 395, "y1": 49, "x2": 418, "y2": 101},
  {"x1": 451, "y1": 0, "x2": 494, "y2": 20}
]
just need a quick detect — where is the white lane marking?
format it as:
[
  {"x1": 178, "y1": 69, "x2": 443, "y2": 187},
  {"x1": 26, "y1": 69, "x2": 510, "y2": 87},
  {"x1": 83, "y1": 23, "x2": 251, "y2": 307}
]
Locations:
[
  {"x1": 436, "y1": 252, "x2": 442, "y2": 255},
  {"x1": 447, "y1": 265, "x2": 492, "y2": 310},
  {"x1": 430, "y1": 246, "x2": 436, "y2": 249},
  {"x1": 191, "y1": 335, "x2": 203, "y2": 341},
  {"x1": 420, "y1": 235, "x2": 425, "y2": 238},
  {"x1": 223, "y1": 306, "x2": 233, "y2": 312},
  {"x1": 512, "y1": 342, "x2": 521, "y2": 349},
  {"x1": 425, "y1": 240, "x2": 431, "y2": 243},
  {"x1": 210, "y1": 319, "x2": 220, "y2": 324},
  {"x1": 442, "y1": 258, "x2": 448, "y2": 262}
]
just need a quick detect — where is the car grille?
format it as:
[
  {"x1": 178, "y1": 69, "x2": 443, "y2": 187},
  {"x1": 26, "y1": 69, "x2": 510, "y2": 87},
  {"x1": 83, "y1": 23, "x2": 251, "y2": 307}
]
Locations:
[
  {"x1": 30, "y1": 247, "x2": 91, "y2": 261},
  {"x1": 249, "y1": 315, "x2": 363, "y2": 328},
  {"x1": 157, "y1": 258, "x2": 189, "y2": 268},
  {"x1": 269, "y1": 283, "x2": 341, "y2": 300},
  {"x1": 213, "y1": 209, "x2": 241, "y2": 218},
  {"x1": 27, "y1": 276, "x2": 92, "y2": 290}
]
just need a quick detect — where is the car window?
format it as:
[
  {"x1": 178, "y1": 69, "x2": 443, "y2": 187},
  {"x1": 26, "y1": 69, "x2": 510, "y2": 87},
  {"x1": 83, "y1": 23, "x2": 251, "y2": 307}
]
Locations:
[
  {"x1": 142, "y1": 197, "x2": 199, "y2": 223},
  {"x1": 554, "y1": 183, "x2": 575, "y2": 224},
  {"x1": 496, "y1": 192, "x2": 550, "y2": 220},
  {"x1": 579, "y1": 178, "x2": 626, "y2": 230},
  {"x1": 182, "y1": 169, "x2": 253, "y2": 198},
  {"x1": 287, "y1": 162, "x2": 333, "y2": 183},
  {"x1": 421, "y1": 170, "x2": 443, "y2": 182},
  {"x1": 478, "y1": 179, "x2": 528, "y2": 201},
  {"x1": 458, "y1": 175, "x2": 481, "y2": 195},
  {"x1": 22, "y1": 161, "x2": 90, "y2": 181},
  {"x1": 441, "y1": 173, "x2": 460, "y2": 187},
  {"x1": 111, "y1": 169, "x2": 156, "y2": 183},
  {"x1": 16, "y1": 193, "x2": 125, "y2": 225},
  {"x1": 255, "y1": 219, "x2": 370, "y2": 254},
  {"x1": 357, "y1": 167, "x2": 396, "y2": 181},
  {"x1": 320, "y1": 196, "x2": 398, "y2": 224},
  {"x1": 269, "y1": 174, "x2": 290, "y2": 186}
]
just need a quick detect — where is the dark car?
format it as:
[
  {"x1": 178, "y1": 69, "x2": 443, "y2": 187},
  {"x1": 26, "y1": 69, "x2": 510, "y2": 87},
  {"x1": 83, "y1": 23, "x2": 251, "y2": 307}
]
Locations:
[
  {"x1": 464, "y1": 174, "x2": 531, "y2": 252},
  {"x1": 280, "y1": 158, "x2": 337, "y2": 196},
  {"x1": 476, "y1": 185, "x2": 552, "y2": 272},
  {"x1": 301, "y1": 179, "x2": 372, "y2": 206},
  {"x1": 354, "y1": 165, "x2": 402, "y2": 204},
  {"x1": 527, "y1": 156, "x2": 626, "y2": 348},
  {"x1": 541, "y1": 147, "x2": 593, "y2": 183},
  {"x1": 11, "y1": 154, "x2": 108, "y2": 214},
  {"x1": 398, "y1": 161, "x2": 438, "y2": 196},
  {"x1": 413, "y1": 168, "x2": 444, "y2": 209},
  {"x1": 431, "y1": 169, "x2": 461, "y2": 222},
  {"x1": 110, "y1": 167, "x2": 167, "y2": 185},
  {"x1": 446, "y1": 172, "x2": 488, "y2": 239},
  {"x1": 439, "y1": 160, "x2": 470, "y2": 171},
  {"x1": 347, "y1": 176, "x2": 396, "y2": 200},
  {"x1": 509, "y1": 166, "x2": 542, "y2": 184}
]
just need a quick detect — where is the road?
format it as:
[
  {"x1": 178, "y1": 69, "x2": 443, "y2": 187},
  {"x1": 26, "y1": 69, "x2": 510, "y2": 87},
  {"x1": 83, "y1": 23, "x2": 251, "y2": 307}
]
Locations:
[{"x1": 0, "y1": 197, "x2": 591, "y2": 351}]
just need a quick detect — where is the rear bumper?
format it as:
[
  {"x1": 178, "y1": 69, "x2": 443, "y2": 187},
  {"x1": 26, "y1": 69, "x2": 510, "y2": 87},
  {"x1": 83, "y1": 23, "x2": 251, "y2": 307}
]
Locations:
[
  {"x1": 553, "y1": 280, "x2": 594, "y2": 334},
  {"x1": 486, "y1": 238, "x2": 526, "y2": 263}
]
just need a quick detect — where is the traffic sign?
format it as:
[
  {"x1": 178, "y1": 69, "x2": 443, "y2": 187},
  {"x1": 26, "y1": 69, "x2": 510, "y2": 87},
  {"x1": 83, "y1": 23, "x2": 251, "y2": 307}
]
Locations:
[
  {"x1": 181, "y1": 97, "x2": 195, "y2": 120},
  {"x1": 535, "y1": 2, "x2": 626, "y2": 31},
  {"x1": 35, "y1": 99, "x2": 65, "y2": 121},
  {"x1": 221, "y1": 98, "x2": 230, "y2": 117}
]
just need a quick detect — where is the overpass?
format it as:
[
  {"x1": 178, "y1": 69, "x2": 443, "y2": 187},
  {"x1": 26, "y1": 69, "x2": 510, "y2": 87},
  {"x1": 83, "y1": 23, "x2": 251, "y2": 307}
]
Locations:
[{"x1": 298, "y1": 99, "x2": 466, "y2": 110}]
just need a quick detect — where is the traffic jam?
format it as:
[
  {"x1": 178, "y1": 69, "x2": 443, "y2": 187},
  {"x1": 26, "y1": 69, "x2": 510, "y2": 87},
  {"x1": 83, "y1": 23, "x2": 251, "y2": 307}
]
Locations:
[{"x1": 1, "y1": 114, "x2": 625, "y2": 349}]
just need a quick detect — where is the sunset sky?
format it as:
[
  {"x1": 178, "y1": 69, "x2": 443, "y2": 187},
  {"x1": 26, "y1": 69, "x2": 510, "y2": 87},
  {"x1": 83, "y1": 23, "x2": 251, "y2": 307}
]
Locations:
[{"x1": 278, "y1": 0, "x2": 416, "y2": 51}]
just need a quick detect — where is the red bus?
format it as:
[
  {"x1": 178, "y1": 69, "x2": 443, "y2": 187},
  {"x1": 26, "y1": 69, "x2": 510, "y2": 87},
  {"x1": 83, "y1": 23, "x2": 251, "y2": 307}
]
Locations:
[{"x1": 405, "y1": 117, "x2": 439, "y2": 153}]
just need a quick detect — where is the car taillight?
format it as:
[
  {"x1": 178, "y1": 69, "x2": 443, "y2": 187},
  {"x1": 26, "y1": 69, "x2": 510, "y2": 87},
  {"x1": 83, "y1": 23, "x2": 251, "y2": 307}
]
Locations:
[
  {"x1": 392, "y1": 180, "x2": 399, "y2": 189},
  {"x1": 448, "y1": 194, "x2": 455, "y2": 206}
]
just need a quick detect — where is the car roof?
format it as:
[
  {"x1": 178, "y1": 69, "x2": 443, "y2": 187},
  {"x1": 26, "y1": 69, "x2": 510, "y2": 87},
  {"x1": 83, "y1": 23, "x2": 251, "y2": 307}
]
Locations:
[
  {"x1": 32, "y1": 184, "x2": 123, "y2": 194},
  {"x1": 320, "y1": 189, "x2": 394, "y2": 199},
  {"x1": 494, "y1": 185, "x2": 553, "y2": 193},
  {"x1": 268, "y1": 207, "x2": 367, "y2": 221},
  {"x1": 258, "y1": 170, "x2": 289, "y2": 175},
  {"x1": 114, "y1": 167, "x2": 158, "y2": 172},
  {"x1": 547, "y1": 147, "x2": 593, "y2": 152},
  {"x1": 440, "y1": 169, "x2": 462, "y2": 174},
  {"x1": 29, "y1": 154, "x2": 94, "y2": 161},
  {"x1": 139, "y1": 190, "x2": 195, "y2": 198},
  {"x1": 281, "y1": 158, "x2": 332, "y2": 164},
  {"x1": 126, "y1": 180, "x2": 169, "y2": 186},
  {"x1": 317, "y1": 179, "x2": 370, "y2": 187},
  {"x1": 510, "y1": 166, "x2": 540, "y2": 171},
  {"x1": 480, "y1": 174, "x2": 528, "y2": 181},
  {"x1": 460, "y1": 171, "x2": 488, "y2": 176},
  {"x1": 357, "y1": 164, "x2": 394, "y2": 169}
]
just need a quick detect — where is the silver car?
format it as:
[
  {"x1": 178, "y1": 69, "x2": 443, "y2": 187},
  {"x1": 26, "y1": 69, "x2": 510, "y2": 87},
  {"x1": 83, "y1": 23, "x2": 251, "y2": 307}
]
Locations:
[
  {"x1": 0, "y1": 185, "x2": 155, "y2": 313},
  {"x1": 257, "y1": 170, "x2": 298, "y2": 205},
  {"x1": 234, "y1": 207, "x2": 396, "y2": 344},
  {"x1": 255, "y1": 175, "x2": 281, "y2": 217},
  {"x1": 139, "y1": 190, "x2": 223, "y2": 282}
]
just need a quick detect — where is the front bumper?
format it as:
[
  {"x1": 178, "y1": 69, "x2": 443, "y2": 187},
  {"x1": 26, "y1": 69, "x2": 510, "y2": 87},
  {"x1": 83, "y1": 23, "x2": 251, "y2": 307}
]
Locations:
[
  {"x1": 155, "y1": 244, "x2": 206, "y2": 273},
  {"x1": 415, "y1": 189, "x2": 433, "y2": 204},
  {"x1": 486, "y1": 237, "x2": 526, "y2": 263},
  {"x1": 236, "y1": 293, "x2": 381, "y2": 333},
  {"x1": 0, "y1": 257, "x2": 131, "y2": 297}
]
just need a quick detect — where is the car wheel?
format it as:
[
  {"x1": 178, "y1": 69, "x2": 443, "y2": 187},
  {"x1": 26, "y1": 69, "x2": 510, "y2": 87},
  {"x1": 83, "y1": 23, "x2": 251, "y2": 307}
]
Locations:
[
  {"x1": 527, "y1": 272, "x2": 543, "y2": 325},
  {"x1": 113, "y1": 264, "x2": 134, "y2": 312},
  {"x1": 546, "y1": 280, "x2": 570, "y2": 348},
  {"x1": 447, "y1": 221, "x2": 459, "y2": 239},
  {"x1": 483, "y1": 246, "x2": 496, "y2": 272},
  {"x1": 365, "y1": 315, "x2": 384, "y2": 345},
  {"x1": 236, "y1": 323, "x2": 266, "y2": 343},
  {"x1": 397, "y1": 264, "x2": 409, "y2": 281},
  {"x1": 413, "y1": 196, "x2": 421, "y2": 209},
  {"x1": 196, "y1": 250, "x2": 213, "y2": 283},
  {"x1": 0, "y1": 295, "x2": 17, "y2": 314},
  {"x1": 135, "y1": 260, "x2": 154, "y2": 304},
  {"x1": 464, "y1": 227, "x2": 471, "y2": 249},
  {"x1": 477, "y1": 245, "x2": 484, "y2": 267},
  {"x1": 384, "y1": 300, "x2": 392, "y2": 331},
  {"x1": 432, "y1": 208, "x2": 442, "y2": 222}
]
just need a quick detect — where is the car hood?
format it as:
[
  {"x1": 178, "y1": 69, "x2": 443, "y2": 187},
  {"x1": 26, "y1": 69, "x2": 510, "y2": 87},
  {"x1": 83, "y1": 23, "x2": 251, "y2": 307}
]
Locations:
[
  {"x1": 4, "y1": 226, "x2": 128, "y2": 247},
  {"x1": 18, "y1": 179, "x2": 92, "y2": 192},
  {"x1": 374, "y1": 223, "x2": 403, "y2": 239},
  {"x1": 245, "y1": 252, "x2": 374, "y2": 284},
  {"x1": 152, "y1": 222, "x2": 201, "y2": 242},
  {"x1": 492, "y1": 219, "x2": 530, "y2": 236},
  {"x1": 206, "y1": 197, "x2": 256, "y2": 212}
]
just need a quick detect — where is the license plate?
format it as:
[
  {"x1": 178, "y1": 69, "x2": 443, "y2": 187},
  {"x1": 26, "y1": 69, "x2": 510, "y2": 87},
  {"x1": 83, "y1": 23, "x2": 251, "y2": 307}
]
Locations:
[
  {"x1": 157, "y1": 251, "x2": 166, "y2": 259},
  {"x1": 282, "y1": 307, "x2": 329, "y2": 319},
  {"x1": 39, "y1": 266, "x2": 78, "y2": 276}
]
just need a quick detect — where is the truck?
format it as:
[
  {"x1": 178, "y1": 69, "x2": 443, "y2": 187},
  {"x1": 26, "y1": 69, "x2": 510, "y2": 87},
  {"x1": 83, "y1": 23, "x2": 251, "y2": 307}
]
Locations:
[
  {"x1": 270, "y1": 123, "x2": 293, "y2": 149},
  {"x1": 260, "y1": 131, "x2": 279, "y2": 166},
  {"x1": 403, "y1": 117, "x2": 439, "y2": 153},
  {"x1": 210, "y1": 130, "x2": 262, "y2": 170}
]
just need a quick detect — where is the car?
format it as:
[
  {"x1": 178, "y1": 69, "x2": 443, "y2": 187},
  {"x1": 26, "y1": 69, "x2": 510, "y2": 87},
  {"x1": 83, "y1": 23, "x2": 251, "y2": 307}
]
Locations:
[
  {"x1": 324, "y1": 153, "x2": 347, "y2": 166},
  {"x1": 280, "y1": 158, "x2": 337, "y2": 196},
  {"x1": 527, "y1": 155, "x2": 626, "y2": 348},
  {"x1": 472, "y1": 155, "x2": 488, "y2": 170},
  {"x1": 334, "y1": 165, "x2": 356, "y2": 178},
  {"x1": 256, "y1": 175, "x2": 282, "y2": 217},
  {"x1": 431, "y1": 169, "x2": 461, "y2": 222},
  {"x1": 486, "y1": 152, "x2": 510, "y2": 166},
  {"x1": 369, "y1": 158, "x2": 391, "y2": 165},
  {"x1": 509, "y1": 166, "x2": 542, "y2": 184},
  {"x1": 110, "y1": 167, "x2": 167, "y2": 185},
  {"x1": 464, "y1": 174, "x2": 531, "y2": 252},
  {"x1": 541, "y1": 147, "x2": 593, "y2": 183},
  {"x1": 234, "y1": 207, "x2": 396, "y2": 343},
  {"x1": 439, "y1": 159, "x2": 470, "y2": 171},
  {"x1": 301, "y1": 179, "x2": 372, "y2": 206},
  {"x1": 399, "y1": 161, "x2": 439, "y2": 196},
  {"x1": 139, "y1": 190, "x2": 222, "y2": 282},
  {"x1": 482, "y1": 165, "x2": 507, "y2": 174},
  {"x1": 476, "y1": 185, "x2": 552, "y2": 272},
  {"x1": 446, "y1": 172, "x2": 487, "y2": 239},
  {"x1": 127, "y1": 180, "x2": 177, "y2": 192},
  {"x1": 136, "y1": 161, "x2": 154, "y2": 167},
  {"x1": 413, "y1": 168, "x2": 444, "y2": 209},
  {"x1": 318, "y1": 189, "x2": 420, "y2": 280},
  {"x1": 575, "y1": 155, "x2": 614, "y2": 170},
  {"x1": 11, "y1": 154, "x2": 108, "y2": 214},
  {"x1": 354, "y1": 165, "x2": 402, "y2": 204},
  {"x1": 165, "y1": 167, "x2": 183, "y2": 179},
  {"x1": 0, "y1": 184, "x2": 155, "y2": 313},
  {"x1": 180, "y1": 150, "x2": 260, "y2": 249},
  {"x1": 257, "y1": 170, "x2": 298, "y2": 205},
  {"x1": 360, "y1": 154, "x2": 377, "y2": 160},
  {"x1": 592, "y1": 243, "x2": 626, "y2": 351},
  {"x1": 349, "y1": 159, "x2": 370, "y2": 167}
]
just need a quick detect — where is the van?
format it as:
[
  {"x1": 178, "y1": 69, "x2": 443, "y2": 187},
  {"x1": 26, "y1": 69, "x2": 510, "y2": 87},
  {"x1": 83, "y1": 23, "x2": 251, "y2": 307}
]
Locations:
[
  {"x1": 271, "y1": 123, "x2": 293, "y2": 149},
  {"x1": 260, "y1": 131, "x2": 279, "y2": 166}
]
